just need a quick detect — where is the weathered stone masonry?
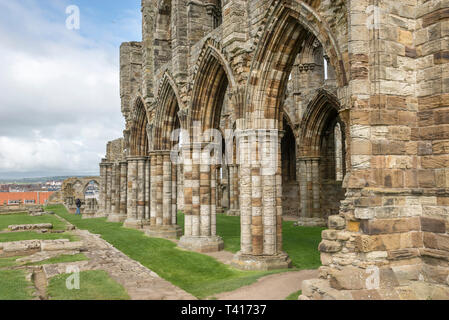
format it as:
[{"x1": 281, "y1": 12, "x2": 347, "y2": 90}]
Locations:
[{"x1": 98, "y1": 0, "x2": 449, "y2": 299}]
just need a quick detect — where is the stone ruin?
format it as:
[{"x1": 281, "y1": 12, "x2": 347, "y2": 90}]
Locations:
[
  {"x1": 93, "y1": 0, "x2": 449, "y2": 299},
  {"x1": 49, "y1": 177, "x2": 100, "y2": 217}
]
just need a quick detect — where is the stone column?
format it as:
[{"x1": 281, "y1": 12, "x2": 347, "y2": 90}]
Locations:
[
  {"x1": 177, "y1": 164, "x2": 184, "y2": 211},
  {"x1": 228, "y1": 164, "x2": 240, "y2": 216},
  {"x1": 172, "y1": 163, "x2": 178, "y2": 224},
  {"x1": 216, "y1": 166, "x2": 223, "y2": 214},
  {"x1": 221, "y1": 164, "x2": 229, "y2": 209},
  {"x1": 124, "y1": 157, "x2": 139, "y2": 228},
  {"x1": 110, "y1": 163, "x2": 117, "y2": 215},
  {"x1": 297, "y1": 157, "x2": 323, "y2": 225},
  {"x1": 179, "y1": 143, "x2": 224, "y2": 252},
  {"x1": 231, "y1": 129, "x2": 291, "y2": 270},
  {"x1": 146, "y1": 151, "x2": 182, "y2": 239},
  {"x1": 109, "y1": 161, "x2": 128, "y2": 222},
  {"x1": 137, "y1": 158, "x2": 146, "y2": 223},
  {"x1": 98, "y1": 160, "x2": 107, "y2": 215},
  {"x1": 144, "y1": 158, "x2": 151, "y2": 224},
  {"x1": 105, "y1": 163, "x2": 113, "y2": 216},
  {"x1": 107, "y1": 162, "x2": 126, "y2": 222}
]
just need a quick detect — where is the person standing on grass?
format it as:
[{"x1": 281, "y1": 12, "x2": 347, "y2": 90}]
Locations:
[{"x1": 75, "y1": 198, "x2": 82, "y2": 215}]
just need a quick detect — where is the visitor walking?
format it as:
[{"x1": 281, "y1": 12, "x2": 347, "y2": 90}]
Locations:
[{"x1": 75, "y1": 198, "x2": 82, "y2": 216}]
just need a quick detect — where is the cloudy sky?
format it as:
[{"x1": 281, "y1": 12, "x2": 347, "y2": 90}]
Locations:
[{"x1": 0, "y1": 0, "x2": 141, "y2": 179}]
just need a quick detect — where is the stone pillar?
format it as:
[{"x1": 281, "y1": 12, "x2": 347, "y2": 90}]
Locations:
[
  {"x1": 172, "y1": 163, "x2": 178, "y2": 224},
  {"x1": 216, "y1": 166, "x2": 223, "y2": 214},
  {"x1": 108, "y1": 162, "x2": 127, "y2": 222},
  {"x1": 297, "y1": 157, "x2": 325, "y2": 226},
  {"x1": 146, "y1": 151, "x2": 182, "y2": 239},
  {"x1": 144, "y1": 158, "x2": 151, "y2": 224},
  {"x1": 105, "y1": 163, "x2": 113, "y2": 216},
  {"x1": 137, "y1": 158, "x2": 146, "y2": 223},
  {"x1": 110, "y1": 163, "x2": 117, "y2": 215},
  {"x1": 109, "y1": 161, "x2": 128, "y2": 222},
  {"x1": 221, "y1": 164, "x2": 229, "y2": 209},
  {"x1": 228, "y1": 164, "x2": 240, "y2": 216},
  {"x1": 98, "y1": 161, "x2": 107, "y2": 215},
  {"x1": 231, "y1": 129, "x2": 291, "y2": 270},
  {"x1": 177, "y1": 164, "x2": 184, "y2": 211},
  {"x1": 124, "y1": 156, "x2": 150, "y2": 229},
  {"x1": 179, "y1": 143, "x2": 224, "y2": 252}
]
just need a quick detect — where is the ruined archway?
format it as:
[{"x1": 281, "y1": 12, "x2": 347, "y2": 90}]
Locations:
[
  {"x1": 232, "y1": 2, "x2": 348, "y2": 270},
  {"x1": 179, "y1": 43, "x2": 236, "y2": 252},
  {"x1": 297, "y1": 90, "x2": 346, "y2": 223}
]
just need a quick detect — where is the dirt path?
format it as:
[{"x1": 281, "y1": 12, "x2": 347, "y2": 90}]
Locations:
[{"x1": 211, "y1": 269, "x2": 319, "y2": 300}]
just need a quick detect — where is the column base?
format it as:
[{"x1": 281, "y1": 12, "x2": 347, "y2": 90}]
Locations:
[
  {"x1": 123, "y1": 218, "x2": 145, "y2": 229},
  {"x1": 231, "y1": 251, "x2": 292, "y2": 271},
  {"x1": 178, "y1": 235, "x2": 224, "y2": 253},
  {"x1": 107, "y1": 214, "x2": 128, "y2": 223},
  {"x1": 145, "y1": 225, "x2": 183, "y2": 240},
  {"x1": 227, "y1": 210, "x2": 240, "y2": 216}
]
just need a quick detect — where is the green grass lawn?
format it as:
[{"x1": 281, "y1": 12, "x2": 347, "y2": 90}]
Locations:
[
  {"x1": 178, "y1": 212, "x2": 324, "y2": 269},
  {"x1": 0, "y1": 269, "x2": 34, "y2": 300},
  {"x1": 0, "y1": 213, "x2": 67, "y2": 231},
  {"x1": 0, "y1": 256, "x2": 25, "y2": 269},
  {"x1": 47, "y1": 205, "x2": 323, "y2": 299},
  {"x1": 47, "y1": 270, "x2": 130, "y2": 300},
  {"x1": 0, "y1": 231, "x2": 77, "y2": 243}
]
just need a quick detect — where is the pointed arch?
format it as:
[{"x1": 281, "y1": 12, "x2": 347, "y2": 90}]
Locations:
[
  {"x1": 244, "y1": 1, "x2": 348, "y2": 128},
  {"x1": 298, "y1": 89, "x2": 343, "y2": 158},
  {"x1": 153, "y1": 72, "x2": 182, "y2": 150},
  {"x1": 129, "y1": 97, "x2": 149, "y2": 156},
  {"x1": 190, "y1": 40, "x2": 236, "y2": 132}
]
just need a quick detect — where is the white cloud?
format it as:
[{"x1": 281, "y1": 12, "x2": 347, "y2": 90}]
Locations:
[{"x1": 0, "y1": 0, "x2": 129, "y2": 178}]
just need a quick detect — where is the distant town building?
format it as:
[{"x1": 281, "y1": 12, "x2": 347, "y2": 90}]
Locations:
[{"x1": 0, "y1": 192, "x2": 54, "y2": 206}]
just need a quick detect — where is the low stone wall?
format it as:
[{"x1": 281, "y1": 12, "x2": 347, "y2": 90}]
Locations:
[
  {"x1": 8, "y1": 224, "x2": 53, "y2": 232},
  {"x1": 0, "y1": 239, "x2": 85, "y2": 257}
]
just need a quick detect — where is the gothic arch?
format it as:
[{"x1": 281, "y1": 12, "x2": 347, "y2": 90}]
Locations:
[
  {"x1": 153, "y1": 72, "x2": 183, "y2": 150},
  {"x1": 129, "y1": 97, "x2": 149, "y2": 156},
  {"x1": 190, "y1": 40, "x2": 237, "y2": 132},
  {"x1": 244, "y1": 1, "x2": 348, "y2": 128},
  {"x1": 298, "y1": 89, "x2": 343, "y2": 158}
]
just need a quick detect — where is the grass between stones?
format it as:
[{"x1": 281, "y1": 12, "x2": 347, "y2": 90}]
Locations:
[
  {"x1": 47, "y1": 205, "x2": 323, "y2": 299},
  {"x1": 47, "y1": 270, "x2": 130, "y2": 300},
  {"x1": 0, "y1": 213, "x2": 67, "y2": 231},
  {"x1": 0, "y1": 231, "x2": 77, "y2": 243},
  {"x1": 285, "y1": 290, "x2": 302, "y2": 300},
  {"x1": 26, "y1": 253, "x2": 88, "y2": 266},
  {"x1": 0, "y1": 256, "x2": 25, "y2": 269},
  {"x1": 0, "y1": 253, "x2": 88, "y2": 269},
  {"x1": 0, "y1": 269, "x2": 34, "y2": 300}
]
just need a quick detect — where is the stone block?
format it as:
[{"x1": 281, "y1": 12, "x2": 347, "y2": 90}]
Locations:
[
  {"x1": 319, "y1": 240, "x2": 342, "y2": 253},
  {"x1": 360, "y1": 217, "x2": 421, "y2": 235},
  {"x1": 420, "y1": 217, "x2": 446, "y2": 233},
  {"x1": 328, "y1": 215, "x2": 346, "y2": 230}
]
